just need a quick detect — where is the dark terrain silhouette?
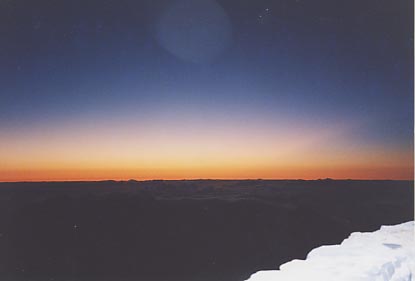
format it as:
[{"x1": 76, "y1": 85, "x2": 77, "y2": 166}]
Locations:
[{"x1": 0, "y1": 180, "x2": 413, "y2": 281}]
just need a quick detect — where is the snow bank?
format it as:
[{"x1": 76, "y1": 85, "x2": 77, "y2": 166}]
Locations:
[{"x1": 247, "y1": 221, "x2": 415, "y2": 281}]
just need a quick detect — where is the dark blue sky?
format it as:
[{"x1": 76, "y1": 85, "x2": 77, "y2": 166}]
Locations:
[{"x1": 0, "y1": 0, "x2": 413, "y2": 180}]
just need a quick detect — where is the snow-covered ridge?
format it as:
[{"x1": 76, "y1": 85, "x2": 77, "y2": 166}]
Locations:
[{"x1": 247, "y1": 221, "x2": 415, "y2": 281}]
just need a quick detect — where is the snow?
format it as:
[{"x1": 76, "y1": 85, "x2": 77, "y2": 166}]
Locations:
[{"x1": 246, "y1": 221, "x2": 415, "y2": 281}]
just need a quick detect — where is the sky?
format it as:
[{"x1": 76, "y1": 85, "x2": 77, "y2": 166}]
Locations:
[{"x1": 0, "y1": 0, "x2": 413, "y2": 181}]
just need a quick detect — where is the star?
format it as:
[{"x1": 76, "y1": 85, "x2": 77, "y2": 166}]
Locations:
[{"x1": 257, "y1": 8, "x2": 271, "y2": 23}]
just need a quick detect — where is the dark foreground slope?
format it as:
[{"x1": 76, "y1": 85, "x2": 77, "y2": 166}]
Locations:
[{"x1": 0, "y1": 180, "x2": 412, "y2": 281}]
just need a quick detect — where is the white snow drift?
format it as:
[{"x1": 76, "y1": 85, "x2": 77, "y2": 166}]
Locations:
[{"x1": 247, "y1": 221, "x2": 415, "y2": 281}]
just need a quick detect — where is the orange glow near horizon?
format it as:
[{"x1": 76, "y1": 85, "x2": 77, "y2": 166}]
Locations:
[
  {"x1": 1, "y1": 163, "x2": 413, "y2": 182},
  {"x1": 1, "y1": 114, "x2": 413, "y2": 182}
]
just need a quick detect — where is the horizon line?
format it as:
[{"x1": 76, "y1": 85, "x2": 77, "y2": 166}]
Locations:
[{"x1": 0, "y1": 178, "x2": 413, "y2": 183}]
